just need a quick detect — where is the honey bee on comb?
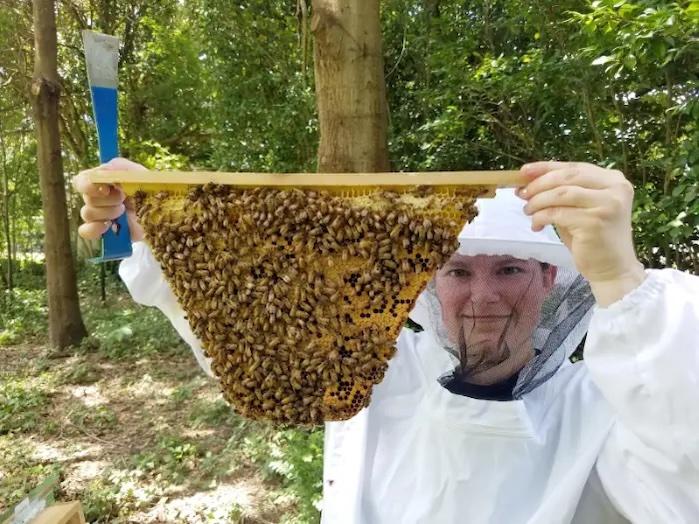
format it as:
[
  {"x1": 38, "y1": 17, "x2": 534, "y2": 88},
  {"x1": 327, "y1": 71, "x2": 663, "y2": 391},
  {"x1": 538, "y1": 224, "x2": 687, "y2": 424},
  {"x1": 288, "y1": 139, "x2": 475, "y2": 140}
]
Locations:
[{"x1": 132, "y1": 184, "x2": 484, "y2": 425}]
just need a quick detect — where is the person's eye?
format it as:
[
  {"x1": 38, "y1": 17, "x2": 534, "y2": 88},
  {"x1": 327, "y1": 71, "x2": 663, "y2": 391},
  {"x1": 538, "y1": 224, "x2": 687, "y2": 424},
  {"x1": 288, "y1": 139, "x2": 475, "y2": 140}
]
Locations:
[
  {"x1": 447, "y1": 269, "x2": 470, "y2": 278},
  {"x1": 499, "y1": 266, "x2": 524, "y2": 275}
]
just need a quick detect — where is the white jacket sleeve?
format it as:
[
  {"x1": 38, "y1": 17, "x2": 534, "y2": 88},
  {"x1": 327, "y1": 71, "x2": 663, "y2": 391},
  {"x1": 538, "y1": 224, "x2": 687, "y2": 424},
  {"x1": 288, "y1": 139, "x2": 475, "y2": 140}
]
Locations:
[
  {"x1": 118, "y1": 241, "x2": 214, "y2": 377},
  {"x1": 584, "y1": 269, "x2": 699, "y2": 523}
]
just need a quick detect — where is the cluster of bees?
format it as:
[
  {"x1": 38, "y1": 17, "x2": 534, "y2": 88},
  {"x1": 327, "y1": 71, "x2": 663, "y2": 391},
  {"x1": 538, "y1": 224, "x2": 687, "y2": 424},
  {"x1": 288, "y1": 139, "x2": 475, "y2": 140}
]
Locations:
[{"x1": 133, "y1": 183, "x2": 482, "y2": 425}]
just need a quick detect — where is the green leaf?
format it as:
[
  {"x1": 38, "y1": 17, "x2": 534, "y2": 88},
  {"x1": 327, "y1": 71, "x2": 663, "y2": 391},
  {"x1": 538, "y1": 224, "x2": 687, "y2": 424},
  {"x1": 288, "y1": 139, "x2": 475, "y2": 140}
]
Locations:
[{"x1": 591, "y1": 55, "x2": 615, "y2": 66}]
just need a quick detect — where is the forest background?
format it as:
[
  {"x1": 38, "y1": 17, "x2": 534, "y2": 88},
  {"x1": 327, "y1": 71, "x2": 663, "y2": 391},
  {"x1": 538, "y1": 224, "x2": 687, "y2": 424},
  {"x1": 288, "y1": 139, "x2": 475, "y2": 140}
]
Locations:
[{"x1": 1, "y1": 0, "x2": 697, "y2": 522}]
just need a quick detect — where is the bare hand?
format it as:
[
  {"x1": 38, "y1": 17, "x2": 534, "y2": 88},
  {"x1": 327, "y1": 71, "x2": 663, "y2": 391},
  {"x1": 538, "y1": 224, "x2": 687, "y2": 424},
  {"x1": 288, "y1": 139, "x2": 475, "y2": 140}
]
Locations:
[
  {"x1": 518, "y1": 161, "x2": 646, "y2": 306},
  {"x1": 72, "y1": 157, "x2": 145, "y2": 242}
]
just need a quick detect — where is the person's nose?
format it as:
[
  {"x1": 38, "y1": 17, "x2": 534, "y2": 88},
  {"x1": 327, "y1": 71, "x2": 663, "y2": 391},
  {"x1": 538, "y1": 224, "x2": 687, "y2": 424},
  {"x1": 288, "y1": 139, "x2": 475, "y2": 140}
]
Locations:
[{"x1": 467, "y1": 276, "x2": 500, "y2": 305}]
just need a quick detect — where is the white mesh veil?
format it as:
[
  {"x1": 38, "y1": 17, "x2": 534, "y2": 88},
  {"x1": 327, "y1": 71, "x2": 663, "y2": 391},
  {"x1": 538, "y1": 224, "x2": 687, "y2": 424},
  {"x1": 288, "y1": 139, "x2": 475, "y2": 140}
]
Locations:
[{"x1": 409, "y1": 189, "x2": 595, "y2": 399}]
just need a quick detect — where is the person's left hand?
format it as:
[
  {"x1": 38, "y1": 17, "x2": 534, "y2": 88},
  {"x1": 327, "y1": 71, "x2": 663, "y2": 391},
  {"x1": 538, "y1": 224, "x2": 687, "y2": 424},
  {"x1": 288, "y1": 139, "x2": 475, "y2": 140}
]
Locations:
[{"x1": 517, "y1": 161, "x2": 646, "y2": 306}]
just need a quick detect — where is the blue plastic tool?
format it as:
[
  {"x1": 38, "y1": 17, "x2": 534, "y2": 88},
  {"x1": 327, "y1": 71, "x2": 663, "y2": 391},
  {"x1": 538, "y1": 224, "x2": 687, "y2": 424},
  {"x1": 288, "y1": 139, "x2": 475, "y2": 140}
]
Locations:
[{"x1": 82, "y1": 30, "x2": 133, "y2": 262}]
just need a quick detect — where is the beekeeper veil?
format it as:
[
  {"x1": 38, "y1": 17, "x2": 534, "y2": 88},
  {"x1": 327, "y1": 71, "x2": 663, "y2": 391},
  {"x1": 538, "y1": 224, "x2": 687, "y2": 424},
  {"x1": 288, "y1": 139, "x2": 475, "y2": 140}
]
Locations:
[{"x1": 411, "y1": 188, "x2": 595, "y2": 399}]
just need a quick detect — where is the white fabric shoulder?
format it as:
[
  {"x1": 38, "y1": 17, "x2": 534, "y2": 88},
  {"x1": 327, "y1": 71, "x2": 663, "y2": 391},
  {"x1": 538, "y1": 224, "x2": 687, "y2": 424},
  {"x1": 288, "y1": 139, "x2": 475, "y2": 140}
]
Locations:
[
  {"x1": 119, "y1": 241, "x2": 214, "y2": 377},
  {"x1": 586, "y1": 269, "x2": 699, "y2": 523}
]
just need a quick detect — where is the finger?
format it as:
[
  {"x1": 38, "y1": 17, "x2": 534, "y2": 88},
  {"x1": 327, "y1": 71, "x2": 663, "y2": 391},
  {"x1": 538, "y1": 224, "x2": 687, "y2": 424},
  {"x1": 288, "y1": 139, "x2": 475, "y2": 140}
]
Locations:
[
  {"x1": 529, "y1": 206, "x2": 589, "y2": 232},
  {"x1": 73, "y1": 171, "x2": 113, "y2": 198},
  {"x1": 524, "y1": 186, "x2": 605, "y2": 215},
  {"x1": 520, "y1": 161, "x2": 585, "y2": 179},
  {"x1": 75, "y1": 158, "x2": 146, "y2": 197},
  {"x1": 124, "y1": 196, "x2": 136, "y2": 212},
  {"x1": 83, "y1": 187, "x2": 126, "y2": 208},
  {"x1": 80, "y1": 203, "x2": 125, "y2": 223},
  {"x1": 78, "y1": 221, "x2": 111, "y2": 240},
  {"x1": 102, "y1": 157, "x2": 149, "y2": 171},
  {"x1": 126, "y1": 211, "x2": 145, "y2": 242},
  {"x1": 522, "y1": 166, "x2": 614, "y2": 199}
]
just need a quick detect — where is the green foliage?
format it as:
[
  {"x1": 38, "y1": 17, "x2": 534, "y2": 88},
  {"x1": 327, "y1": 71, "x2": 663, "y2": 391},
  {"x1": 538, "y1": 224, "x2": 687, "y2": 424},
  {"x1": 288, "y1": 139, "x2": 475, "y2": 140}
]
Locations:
[
  {"x1": 1, "y1": 263, "x2": 187, "y2": 357},
  {"x1": 81, "y1": 300, "x2": 188, "y2": 360},
  {"x1": 68, "y1": 405, "x2": 118, "y2": 435},
  {"x1": 59, "y1": 361, "x2": 101, "y2": 386},
  {"x1": 169, "y1": 384, "x2": 194, "y2": 404},
  {"x1": 382, "y1": 0, "x2": 698, "y2": 270},
  {"x1": 0, "y1": 288, "x2": 47, "y2": 345},
  {"x1": 0, "y1": 379, "x2": 49, "y2": 434},
  {"x1": 0, "y1": 439, "x2": 59, "y2": 512},
  {"x1": 132, "y1": 435, "x2": 203, "y2": 482},
  {"x1": 80, "y1": 472, "x2": 148, "y2": 523},
  {"x1": 244, "y1": 428, "x2": 324, "y2": 523},
  {"x1": 0, "y1": 258, "x2": 45, "y2": 290},
  {"x1": 189, "y1": 398, "x2": 239, "y2": 427},
  {"x1": 80, "y1": 478, "x2": 123, "y2": 523},
  {"x1": 273, "y1": 429, "x2": 324, "y2": 523},
  {"x1": 191, "y1": 0, "x2": 318, "y2": 173}
]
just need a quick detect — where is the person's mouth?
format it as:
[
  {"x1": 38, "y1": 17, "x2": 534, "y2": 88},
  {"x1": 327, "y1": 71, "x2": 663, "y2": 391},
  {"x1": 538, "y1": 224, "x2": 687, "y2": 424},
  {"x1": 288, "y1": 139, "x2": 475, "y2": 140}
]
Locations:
[{"x1": 462, "y1": 315, "x2": 510, "y2": 320}]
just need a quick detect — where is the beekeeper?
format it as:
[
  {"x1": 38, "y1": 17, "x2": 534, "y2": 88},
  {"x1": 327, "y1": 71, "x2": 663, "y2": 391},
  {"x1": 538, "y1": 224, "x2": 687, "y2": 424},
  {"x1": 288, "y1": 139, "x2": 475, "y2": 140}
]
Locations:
[{"x1": 74, "y1": 160, "x2": 699, "y2": 523}]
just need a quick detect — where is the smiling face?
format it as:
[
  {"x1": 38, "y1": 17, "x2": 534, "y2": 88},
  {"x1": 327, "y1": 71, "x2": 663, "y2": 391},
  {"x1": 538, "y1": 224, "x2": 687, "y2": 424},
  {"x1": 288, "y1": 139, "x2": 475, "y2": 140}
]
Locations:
[{"x1": 434, "y1": 254, "x2": 557, "y2": 385}]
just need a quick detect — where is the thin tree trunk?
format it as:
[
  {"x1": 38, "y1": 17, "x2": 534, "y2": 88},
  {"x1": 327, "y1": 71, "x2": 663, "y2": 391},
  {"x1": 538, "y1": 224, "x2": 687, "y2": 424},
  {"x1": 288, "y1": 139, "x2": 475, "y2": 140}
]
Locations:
[
  {"x1": 663, "y1": 70, "x2": 676, "y2": 196},
  {"x1": 30, "y1": 0, "x2": 87, "y2": 349},
  {"x1": 12, "y1": 212, "x2": 18, "y2": 267},
  {"x1": 100, "y1": 263, "x2": 106, "y2": 302},
  {"x1": 311, "y1": 0, "x2": 390, "y2": 172},
  {"x1": 0, "y1": 129, "x2": 13, "y2": 291}
]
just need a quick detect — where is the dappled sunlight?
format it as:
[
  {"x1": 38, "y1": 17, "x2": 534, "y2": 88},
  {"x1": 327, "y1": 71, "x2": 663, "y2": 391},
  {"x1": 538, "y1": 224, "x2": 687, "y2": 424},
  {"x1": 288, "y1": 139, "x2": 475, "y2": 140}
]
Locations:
[
  {"x1": 118, "y1": 366, "x2": 207, "y2": 400},
  {"x1": 30, "y1": 440, "x2": 72, "y2": 463},
  {"x1": 119, "y1": 373, "x2": 181, "y2": 405},
  {"x1": 69, "y1": 384, "x2": 108, "y2": 407},
  {"x1": 180, "y1": 428, "x2": 217, "y2": 439},
  {"x1": 198, "y1": 387, "x2": 224, "y2": 403},
  {"x1": 30, "y1": 437, "x2": 104, "y2": 465},
  {"x1": 67, "y1": 459, "x2": 110, "y2": 483},
  {"x1": 130, "y1": 480, "x2": 264, "y2": 524}
]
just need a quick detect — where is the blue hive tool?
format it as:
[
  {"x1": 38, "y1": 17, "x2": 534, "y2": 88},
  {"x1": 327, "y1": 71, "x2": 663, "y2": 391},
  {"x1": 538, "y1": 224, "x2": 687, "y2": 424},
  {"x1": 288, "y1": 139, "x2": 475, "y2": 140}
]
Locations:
[{"x1": 82, "y1": 30, "x2": 132, "y2": 261}]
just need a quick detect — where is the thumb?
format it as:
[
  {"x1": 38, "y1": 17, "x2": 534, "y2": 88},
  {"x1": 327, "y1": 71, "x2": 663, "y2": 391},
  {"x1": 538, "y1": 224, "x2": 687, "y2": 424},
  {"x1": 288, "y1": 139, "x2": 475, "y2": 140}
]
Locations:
[{"x1": 126, "y1": 209, "x2": 145, "y2": 242}]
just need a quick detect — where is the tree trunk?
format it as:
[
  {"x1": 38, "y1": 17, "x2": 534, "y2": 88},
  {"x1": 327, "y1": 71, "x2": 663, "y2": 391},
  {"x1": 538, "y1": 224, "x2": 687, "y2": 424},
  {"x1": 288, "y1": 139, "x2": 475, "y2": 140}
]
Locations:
[
  {"x1": 0, "y1": 129, "x2": 13, "y2": 291},
  {"x1": 311, "y1": 0, "x2": 390, "y2": 173},
  {"x1": 30, "y1": 0, "x2": 87, "y2": 349},
  {"x1": 12, "y1": 212, "x2": 18, "y2": 267}
]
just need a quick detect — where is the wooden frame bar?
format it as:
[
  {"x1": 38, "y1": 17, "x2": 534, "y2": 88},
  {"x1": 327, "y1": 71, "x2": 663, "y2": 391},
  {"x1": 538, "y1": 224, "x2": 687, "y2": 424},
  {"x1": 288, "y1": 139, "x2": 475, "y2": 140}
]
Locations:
[{"x1": 88, "y1": 169, "x2": 525, "y2": 188}]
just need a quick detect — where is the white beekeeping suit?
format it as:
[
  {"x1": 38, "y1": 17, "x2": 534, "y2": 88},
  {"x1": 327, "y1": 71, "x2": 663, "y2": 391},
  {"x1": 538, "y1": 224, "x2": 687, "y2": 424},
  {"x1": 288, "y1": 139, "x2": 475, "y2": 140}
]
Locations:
[
  {"x1": 320, "y1": 189, "x2": 699, "y2": 524},
  {"x1": 119, "y1": 189, "x2": 699, "y2": 524}
]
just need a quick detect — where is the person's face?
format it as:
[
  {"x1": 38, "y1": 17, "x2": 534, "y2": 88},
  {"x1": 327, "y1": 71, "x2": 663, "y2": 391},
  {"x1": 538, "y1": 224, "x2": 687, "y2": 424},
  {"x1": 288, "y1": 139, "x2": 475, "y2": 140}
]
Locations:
[{"x1": 434, "y1": 254, "x2": 557, "y2": 385}]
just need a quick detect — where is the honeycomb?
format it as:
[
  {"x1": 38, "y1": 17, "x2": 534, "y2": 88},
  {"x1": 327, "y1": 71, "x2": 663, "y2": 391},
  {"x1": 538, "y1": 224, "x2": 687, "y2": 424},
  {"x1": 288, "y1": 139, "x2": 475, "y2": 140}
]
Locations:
[{"x1": 132, "y1": 184, "x2": 483, "y2": 425}]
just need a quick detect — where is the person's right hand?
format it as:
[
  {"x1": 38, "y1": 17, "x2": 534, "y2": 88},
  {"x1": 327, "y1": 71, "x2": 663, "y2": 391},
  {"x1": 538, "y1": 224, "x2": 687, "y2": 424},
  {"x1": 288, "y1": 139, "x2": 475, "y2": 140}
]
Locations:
[{"x1": 72, "y1": 157, "x2": 145, "y2": 242}]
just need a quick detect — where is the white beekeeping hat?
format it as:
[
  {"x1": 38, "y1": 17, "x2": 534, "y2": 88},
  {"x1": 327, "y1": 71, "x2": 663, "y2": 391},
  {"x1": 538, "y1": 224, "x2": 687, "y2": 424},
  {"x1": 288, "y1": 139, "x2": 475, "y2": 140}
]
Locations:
[{"x1": 456, "y1": 188, "x2": 574, "y2": 268}]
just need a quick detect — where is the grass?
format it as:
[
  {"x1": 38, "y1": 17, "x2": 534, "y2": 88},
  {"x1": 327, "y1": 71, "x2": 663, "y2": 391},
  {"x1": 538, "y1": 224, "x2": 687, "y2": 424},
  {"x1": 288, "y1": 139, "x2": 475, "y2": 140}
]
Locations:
[{"x1": 0, "y1": 265, "x2": 324, "y2": 523}]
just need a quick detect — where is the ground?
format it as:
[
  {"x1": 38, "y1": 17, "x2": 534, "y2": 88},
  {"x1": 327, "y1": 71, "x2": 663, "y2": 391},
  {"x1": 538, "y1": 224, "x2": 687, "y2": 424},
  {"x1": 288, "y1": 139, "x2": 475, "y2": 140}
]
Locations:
[{"x1": 0, "y1": 274, "x2": 322, "y2": 524}]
